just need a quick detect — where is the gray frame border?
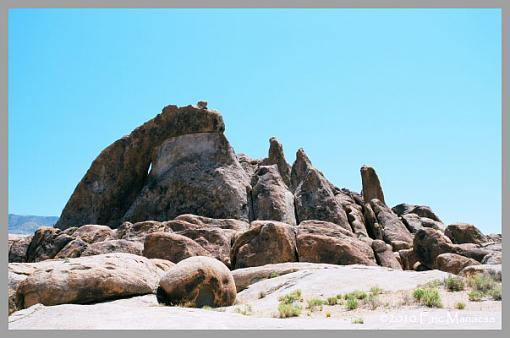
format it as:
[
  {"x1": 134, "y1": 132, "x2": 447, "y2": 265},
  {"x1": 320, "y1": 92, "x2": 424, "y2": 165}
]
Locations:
[{"x1": 0, "y1": 0, "x2": 506, "y2": 337}]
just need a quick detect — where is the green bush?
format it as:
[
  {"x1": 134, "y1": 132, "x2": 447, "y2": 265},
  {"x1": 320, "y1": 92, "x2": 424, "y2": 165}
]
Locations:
[
  {"x1": 366, "y1": 294, "x2": 381, "y2": 310},
  {"x1": 489, "y1": 286, "x2": 502, "y2": 301},
  {"x1": 325, "y1": 311, "x2": 331, "y2": 318},
  {"x1": 455, "y1": 302, "x2": 466, "y2": 310},
  {"x1": 468, "y1": 275, "x2": 496, "y2": 293},
  {"x1": 269, "y1": 272, "x2": 280, "y2": 279},
  {"x1": 345, "y1": 290, "x2": 368, "y2": 300},
  {"x1": 346, "y1": 298, "x2": 359, "y2": 310},
  {"x1": 444, "y1": 276, "x2": 465, "y2": 292},
  {"x1": 413, "y1": 288, "x2": 426, "y2": 302},
  {"x1": 413, "y1": 287, "x2": 442, "y2": 308},
  {"x1": 278, "y1": 289, "x2": 303, "y2": 304},
  {"x1": 278, "y1": 303, "x2": 302, "y2": 318},
  {"x1": 307, "y1": 298, "x2": 326, "y2": 312},
  {"x1": 468, "y1": 290, "x2": 484, "y2": 302},
  {"x1": 327, "y1": 297, "x2": 338, "y2": 306}
]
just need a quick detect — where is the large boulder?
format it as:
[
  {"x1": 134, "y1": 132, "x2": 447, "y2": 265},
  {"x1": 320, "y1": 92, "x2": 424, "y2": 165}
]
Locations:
[
  {"x1": 296, "y1": 220, "x2": 376, "y2": 266},
  {"x1": 413, "y1": 228, "x2": 489, "y2": 269},
  {"x1": 237, "y1": 153, "x2": 261, "y2": 179},
  {"x1": 400, "y1": 214, "x2": 444, "y2": 233},
  {"x1": 250, "y1": 165, "x2": 296, "y2": 225},
  {"x1": 363, "y1": 202, "x2": 384, "y2": 240},
  {"x1": 115, "y1": 220, "x2": 174, "y2": 241},
  {"x1": 8, "y1": 234, "x2": 32, "y2": 263},
  {"x1": 369, "y1": 199, "x2": 413, "y2": 250},
  {"x1": 360, "y1": 165, "x2": 385, "y2": 204},
  {"x1": 260, "y1": 137, "x2": 291, "y2": 187},
  {"x1": 371, "y1": 240, "x2": 402, "y2": 270},
  {"x1": 398, "y1": 248, "x2": 420, "y2": 270},
  {"x1": 460, "y1": 264, "x2": 502, "y2": 282},
  {"x1": 335, "y1": 190, "x2": 369, "y2": 239},
  {"x1": 54, "y1": 104, "x2": 245, "y2": 229},
  {"x1": 143, "y1": 232, "x2": 209, "y2": 263},
  {"x1": 15, "y1": 253, "x2": 167, "y2": 309},
  {"x1": 69, "y1": 224, "x2": 115, "y2": 244},
  {"x1": 26, "y1": 227, "x2": 74, "y2": 262},
  {"x1": 230, "y1": 221, "x2": 298, "y2": 269},
  {"x1": 122, "y1": 132, "x2": 250, "y2": 223},
  {"x1": 444, "y1": 223, "x2": 487, "y2": 244},
  {"x1": 157, "y1": 256, "x2": 236, "y2": 307},
  {"x1": 435, "y1": 253, "x2": 479, "y2": 275},
  {"x1": 175, "y1": 228, "x2": 236, "y2": 267},
  {"x1": 392, "y1": 203, "x2": 442, "y2": 223},
  {"x1": 54, "y1": 239, "x2": 89, "y2": 259}
]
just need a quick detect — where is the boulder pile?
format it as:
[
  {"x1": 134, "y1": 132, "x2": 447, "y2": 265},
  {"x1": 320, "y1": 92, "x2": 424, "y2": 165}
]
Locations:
[{"x1": 8, "y1": 102, "x2": 502, "y2": 314}]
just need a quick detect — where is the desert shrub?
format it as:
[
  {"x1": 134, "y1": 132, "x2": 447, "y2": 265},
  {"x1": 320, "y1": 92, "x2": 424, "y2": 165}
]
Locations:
[
  {"x1": 444, "y1": 276, "x2": 465, "y2": 292},
  {"x1": 468, "y1": 275, "x2": 496, "y2": 293},
  {"x1": 489, "y1": 286, "x2": 502, "y2": 301},
  {"x1": 468, "y1": 290, "x2": 484, "y2": 302},
  {"x1": 413, "y1": 288, "x2": 426, "y2": 302},
  {"x1": 278, "y1": 289, "x2": 302, "y2": 304},
  {"x1": 278, "y1": 303, "x2": 302, "y2": 318},
  {"x1": 325, "y1": 311, "x2": 331, "y2": 318},
  {"x1": 336, "y1": 294, "x2": 343, "y2": 299},
  {"x1": 202, "y1": 305, "x2": 212, "y2": 310},
  {"x1": 327, "y1": 297, "x2": 338, "y2": 306},
  {"x1": 307, "y1": 298, "x2": 326, "y2": 312},
  {"x1": 369, "y1": 286, "x2": 383, "y2": 296},
  {"x1": 455, "y1": 302, "x2": 466, "y2": 310},
  {"x1": 346, "y1": 298, "x2": 358, "y2": 310},
  {"x1": 366, "y1": 294, "x2": 381, "y2": 310},
  {"x1": 345, "y1": 290, "x2": 368, "y2": 300},
  {"x1": 352, "y1": 317, "x2": 364, "y2": 324},
  {"x1": 413, "y1": 287, "x2": 442, "y2": 307}
]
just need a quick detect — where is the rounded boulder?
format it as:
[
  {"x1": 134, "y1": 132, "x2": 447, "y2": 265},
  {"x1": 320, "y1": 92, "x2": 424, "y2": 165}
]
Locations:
[{"x1": 157, "y1": 256, "x2": 236, "y2": 307}]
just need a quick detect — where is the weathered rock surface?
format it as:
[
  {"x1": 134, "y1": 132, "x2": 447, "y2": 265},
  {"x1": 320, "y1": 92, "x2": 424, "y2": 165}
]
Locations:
[
  {"x1": 69, "y1": 224, "x2": 115, "y2": 244},
  {"x1": 371, "y1": 240, "x2": 402, "y2": 270},
  {"x1": 56, "y1": 105, "x2": 226, "y2": 229},
  {"x1": 294, "y1": 168, "x2": 350, "y2": 229},
  {"x1": 398, "y1": 248, "x2": 420, "y2": 270},
  {"x1": 81, "y1": 239, "x2": 144, "y2": 257},
  {"x1": 143, "y1": 232, "x2": 210, "y2": 263},
  {"x1": 260, "y1": 137, "x2": 291, "y2": 187},
  {"x1": 297, "y1": 220, "x2": 376, "y2": 266},
  {"x1": 369, "y1": 199, "x2": 413, "y2": 250},
  {"x1": 8, "y1": 235, "x2": 32, "y2": 263},
  {"x1": 15, "y1": 253, "x2": 167, "y2": 309},
  {"x1": 175, "y1": 214, "x2": 249, "y2": 231},
  {"x1": 435, "y1": 253, "x2": 479, "y2": 274},
  {"x1": 123, "y1": 132, "x2": 250, "y2": 223},
  {"x1": 445, "y1": 223, "x2": 487, "y2": 244},
  {"x1": 175, "y1": 228, "x2": 236, "y2": 267},
  {"x1": 460, "y1": 264, "x2": 502, "y2": 282},
  {"x1": 250, "y1": 165, "x2": 296, "y2": 225},
  {"x1": 413, "y1": 228, "x2": 489, "y2": 271},
  {"x1": 392, "y1": 203, "x2": 442, "y2": 223},
  {"x1": 26, "y1": 227, "x2": 74, "y2": 262},
  {"x1": 230, "y1": 221, "x2": 297, "y2": 269},
  {"x1": 400, "y1": 214, "x2": 444, "y2": 233},
  {"x1": 54, "y1": 239, "x2": 89, "y2": 259},
  {"x1": 360, "y1": 165, "x2": 385, "y2": 204},
  {"x1": 158, "y1": 256, "x2": 236, "y2": 307}
]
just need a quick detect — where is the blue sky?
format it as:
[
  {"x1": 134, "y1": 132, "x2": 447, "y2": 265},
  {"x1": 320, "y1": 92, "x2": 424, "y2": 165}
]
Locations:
[{"x1": 8, "y1": 9, "x2": 501, "y2": 233}]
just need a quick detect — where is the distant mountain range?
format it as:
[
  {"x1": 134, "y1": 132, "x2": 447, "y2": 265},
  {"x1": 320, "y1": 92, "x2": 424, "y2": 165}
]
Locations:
[{"x1": 8, "y1": 214, "x2": 59, "y2": 235}]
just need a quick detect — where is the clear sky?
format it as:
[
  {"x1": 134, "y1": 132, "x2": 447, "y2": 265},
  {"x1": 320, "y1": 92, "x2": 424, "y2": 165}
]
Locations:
[{"x1": 8, "y1": 9, "x2": 501, "y2": 233}]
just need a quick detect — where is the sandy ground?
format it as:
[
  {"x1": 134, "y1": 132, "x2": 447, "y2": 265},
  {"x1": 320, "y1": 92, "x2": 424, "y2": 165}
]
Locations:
[{"x1": 9, "y1": 263, "x2": 502, "y2": 330}]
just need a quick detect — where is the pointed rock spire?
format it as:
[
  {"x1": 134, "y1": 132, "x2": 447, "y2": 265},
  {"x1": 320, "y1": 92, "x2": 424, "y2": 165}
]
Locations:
[
  {"x1": 290, "y1": 148, "x2": 313, "y2": 192},
  {"x1": 261, "y1": 137, "x2": 291, "y2": 187},
  {"x1": 360, "y1": 165, "x2": 386, "y2": 204}
]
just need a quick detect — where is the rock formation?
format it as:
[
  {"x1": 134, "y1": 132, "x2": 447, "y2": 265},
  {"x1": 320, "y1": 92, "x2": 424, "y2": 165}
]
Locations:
[{"x1": 7, "y1": 102, "x2": 502, "y2": 318}]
